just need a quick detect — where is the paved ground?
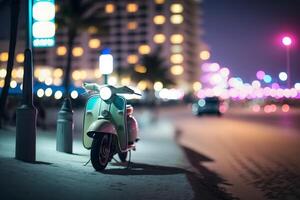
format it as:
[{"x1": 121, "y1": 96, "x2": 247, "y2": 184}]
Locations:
[
  {"x1": 169, "y1": 105, "x2": 300, "y2": 200},
  {"x1": 0, "y1": 109, "x2": 196, "y2": 200},
  {"x1": 1, "y1": 105, "x2": 300, "y2": 200}
]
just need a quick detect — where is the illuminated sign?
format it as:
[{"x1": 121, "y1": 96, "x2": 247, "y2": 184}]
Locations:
[{"x1": 32, "y1": 0, "x2": 55, "y2": 47}]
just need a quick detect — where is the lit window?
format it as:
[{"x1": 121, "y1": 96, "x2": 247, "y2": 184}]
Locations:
[
  {"x1": 155, "y1": 0, "x2": 165, "y2": 4},
  {"x1": 170, "y1": 14, "x2": 184, "y2": 24},
  {"x1": 121, "y1": 77, "x2": 131, "y2": 85},
  {"x1": 137, "y1": 80, "x2": 148, "y2": 90},
  {"x1": 45, "y1": 88, "x2": 53, "y2": 97},
  {"x1": 16, "y1": 68, "x2": 24, "y2": 78},
  {"x1": 10, "y1": 80, "x2": 17, "y2": 88},
  {"x1": 170, "y1": 54, "x2": 184, "y2": 64},
  {"x1": 105, "y1": 3, "x2": 115, "y2": 13},
  {"x1": 0, "y1": 69, "x2": 7, "y2": 78},
  {"x1": 134, "y1": 65, "x2": 147, "y2": 73},
  {"x1": 72, "y1": 47, "x2": 84, "y2": 57},
  {"x1": 53, "y1": 68, "x2": 63, "y2": 78},
  {"x1": 170, "y1": 34, "x2": 184, "y2": 44},
  {"x1": 127, "y1": 3, "x2": 138, "y2": 13},
  {"x1": 71, "y1": 90, "x2": 79, "y2": 99},
  {"x1": 153, "y1": 15, "x2": 166, "y2": 25},
  {"x1": 0, "y1": 52, "x2": 8, "y2": 62},
  {"x1": 127, "y1": 54, "x2": 138, "y2": 64},
  {"x1": 170, "y1": 3, "x2": 183, "y2": 13},
  {"x1": 0, "y1": 80, "x2": 4, "y2": 87},
  {"x1": 199, "y1": 50, "x2": 211, "y2": 60},
  {"x1": 171, "y1": 45, "x2": 183, "y2": 53},
  {"x1": 87, "y1": 26, "x2": 98, "y2": 34},
  {"x1": 88, "y1": 38, "x2": 101, "y2": 49},
  {"x1": 170, "y1": 65, "x2": 184, "y2": 75},
  {"x1": 127, "y1": 21, "x2": 138, "y2": 30},
  {"x1": 54, "y1": 90, "x2": 63, "y2": 99},
  {"x1": 11, "y1": 69, "x2": 17, "y2": 79},
  {"x1": 72, "y1": 70, "x2": 80, "y2": 80},
  {"x1": 153, "y1": 34, "x2": 166, "y2": 44},
  {"x1": 154, "y1": 81, "x2": 163, "y2": 91},
  {"x1": 16, "y1": 53, "x2": 24, "y2": 63},
  {"x1": 138, "y1": 45, "x2": 151, "y2": 54},
  {"x1": 37, "y1": 89, "x2": 44, "y2": 98},
  {"x1": 193, "y1": 82, "x2": 202, "y2": 91},
  {"x1": 56, "y1": 46, "x2": 67, "y2": 56},
  {"x1": 79, "y1": 70, "x2": 87, "y2": 80}
]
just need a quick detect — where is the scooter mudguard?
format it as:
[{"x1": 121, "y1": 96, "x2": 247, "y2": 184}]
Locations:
[{"x1": 87, "y1": 119, "x2": 117, "y2": 137}]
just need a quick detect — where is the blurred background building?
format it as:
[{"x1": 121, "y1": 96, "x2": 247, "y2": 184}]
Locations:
[{"x1": 0, "y1": 0, "x2": 205, "y2": 95}]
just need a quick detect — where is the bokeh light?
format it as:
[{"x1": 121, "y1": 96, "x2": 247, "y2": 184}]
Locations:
[
  {"x1": 282, "y1": 104, "x2": 290, "y2": 112},
  {"x1": 282, "y1": 36, "x2": 292, "y2": 46},
  {"x1": 252, "y1": 104, "x2": 261, "y2": 112},
  {"x1": 279, "y1": 72, "x2": 288, "y2": 81},
  {"x1": 263, "y1": 75, "x2": 272, "y2": 83},
  {"x1": 199, "y1": 50, "x2": 210, "y2": 60},
  {"x1": 256, "y1": 70, "x2": 265, "y2": 80}
]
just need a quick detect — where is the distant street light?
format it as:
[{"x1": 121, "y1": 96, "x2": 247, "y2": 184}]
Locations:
[
  {"x1": 281, "y1": 36, "x2": 293, "y2": 88},
  {"x1": 99, "y1": 52, "x2": 113, "y2": 84}
]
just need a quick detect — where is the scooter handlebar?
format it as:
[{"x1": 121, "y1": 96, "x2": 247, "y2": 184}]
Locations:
[{"x1": 82, "y1": 83, "x2": 100, "y2": 92}]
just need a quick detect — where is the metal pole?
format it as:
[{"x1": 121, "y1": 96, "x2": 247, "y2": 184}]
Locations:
[
  {"x1": 286, "y1": 46, "x2": 291, "y2": 89},
  {"x1": 104, "y1": 74, "x2": 108, "y2": 84},
  {"x1": 16, "y1": 0, "x2": 37, "y2": 162}
]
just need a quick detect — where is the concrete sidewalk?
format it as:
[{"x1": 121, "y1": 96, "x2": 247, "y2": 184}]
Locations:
[{"x1": 0, "y1": 116, "x2": 194, "y2": 200}]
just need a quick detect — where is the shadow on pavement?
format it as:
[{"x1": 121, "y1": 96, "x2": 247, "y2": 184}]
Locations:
[
  {"x1": 182, "y1": 147, "x2": 236, "y2": 200},
  {"x1": 0, "y1": 157, "x2": 53, "y2": 165},
  {"x1": 175, "y1": 130, "x2": 237, "y2": 200},
  {"x1": 103, "y1": 162, "x2": 188, "y2": 176}
]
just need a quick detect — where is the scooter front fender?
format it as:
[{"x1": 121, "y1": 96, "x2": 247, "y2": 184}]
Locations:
[{"x1": 87, "y1": 119, "x2": 117, "y2": 137}]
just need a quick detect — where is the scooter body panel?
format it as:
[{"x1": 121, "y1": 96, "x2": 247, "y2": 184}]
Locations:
[
  {"x1": 83, "y1": 95, "x2": 100, "y2": 149},
  {"x1": 83, "y1": 94, "x2": 128, "y2": 151}
]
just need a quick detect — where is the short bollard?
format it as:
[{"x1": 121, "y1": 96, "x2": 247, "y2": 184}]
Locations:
[{"x1": 56, "y1": 98, "x2": 73, "y2": 153}]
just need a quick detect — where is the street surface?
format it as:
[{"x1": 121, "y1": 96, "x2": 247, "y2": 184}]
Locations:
[
  {"x1": 0, "y1": 105, "x2": 300, "y2": 200},
  {"x1": 168, "y1": 105, "x2": 300, "y2": 200}
]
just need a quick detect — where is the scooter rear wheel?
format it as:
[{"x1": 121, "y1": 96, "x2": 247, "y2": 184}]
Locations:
[{"x1": 91, "y1": 134, "x2": 111, "y2": 171}]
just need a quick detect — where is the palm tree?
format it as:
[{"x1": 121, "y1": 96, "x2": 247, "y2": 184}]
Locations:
[
  {"x1": 131, "y1": 49, "x2": 174, "y2": 88},
  {"x1": 56, "y1": 0, "x2": 106, "y2": 98},
  {"x1": 0, "y1": 0, "x2": 20, "y2": 128}
]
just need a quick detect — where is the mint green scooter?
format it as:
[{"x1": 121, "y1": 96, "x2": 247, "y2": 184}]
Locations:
[{"x1": 82, "y1": 83, "x2": 141, "y2": 171}]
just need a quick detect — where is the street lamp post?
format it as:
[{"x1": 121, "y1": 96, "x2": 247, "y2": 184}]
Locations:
[
  {"x1": 99, "y1": 53, "x2": 113, "y2": 84},
  {"x1": 16, "y1": 0, "x2": 37, "y2": 162},
  {"x1": 282, "y1": 36, "x2": 292, "y2": 88}
]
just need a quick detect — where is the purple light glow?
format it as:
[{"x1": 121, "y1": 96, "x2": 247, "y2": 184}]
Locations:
[
  {"x1": 271, "y1": 83, "x2": 280, "y2": 89},
  {"x1": 201, "y1": 63, "x2": 220, "y2": 72},
  {"x1": 256, "y1": 70, "x2": 265, "y2": 80},
  {"x1": 220, "y1": 67, "x2": 230, "y2": 77}
]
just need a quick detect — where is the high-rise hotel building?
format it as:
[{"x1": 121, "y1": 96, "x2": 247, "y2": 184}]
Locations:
[{"x1": 0, "y1": 0, "x2": 204, "y2": 92}]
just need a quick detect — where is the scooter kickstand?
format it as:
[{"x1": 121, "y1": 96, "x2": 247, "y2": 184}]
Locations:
[
  {"x1": 126, "y1": 150, "x2": 132, "y2": 169},
  {"x1": 83, "y1": 158, "x2": 91, "y2": 166}
]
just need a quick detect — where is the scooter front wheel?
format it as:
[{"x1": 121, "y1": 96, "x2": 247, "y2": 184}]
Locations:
[{"x1": 91, "y1": 134, "x2": 111, "y2": 171}]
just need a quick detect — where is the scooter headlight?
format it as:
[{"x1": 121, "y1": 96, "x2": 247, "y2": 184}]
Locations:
[{"x1": 99, "y1": 86, "x2": 112, "y2": 101}]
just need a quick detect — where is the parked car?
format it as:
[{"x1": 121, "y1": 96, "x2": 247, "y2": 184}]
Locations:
[{"x1": 192, "y1": 97, "x2": 222, "y2": 116}]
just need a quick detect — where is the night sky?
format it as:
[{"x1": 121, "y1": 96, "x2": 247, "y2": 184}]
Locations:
[
  {"x1": 1, "y1": 1, "x2": 300, "y2": 84},
  {"x1": 203, "y1": 0, "x2": 300, "y2": 84}
]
